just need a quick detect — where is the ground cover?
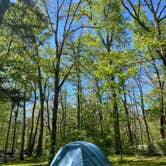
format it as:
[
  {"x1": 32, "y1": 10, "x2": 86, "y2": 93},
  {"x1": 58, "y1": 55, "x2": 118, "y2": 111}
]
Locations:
[
  {"x1": 109, "y1": 155, "x2": 166, "y2": 166},
  {"x1": 0, "y1": 155, "x2": 166, "y2": 165}
]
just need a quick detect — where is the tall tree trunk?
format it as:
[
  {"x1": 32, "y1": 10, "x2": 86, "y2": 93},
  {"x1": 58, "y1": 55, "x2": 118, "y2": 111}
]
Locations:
[
  {"x1": 95, "y1": 78, "x2": 104, "y2": 139},
  {"x1": 160, "y1": 87, "x2": 165, "y2": 139},
  {"x1": 63, "y1": 91, "x2": 67, "y2": 141},
  {"x1": 27, "y1": 90, "x2": 37, "y2": 157},
  {"x1": 4, "y1": 102, "x2": 14, "y2": 162},
  {"x1": 46, "y1": 98, "x2": 51, "y2": 135},
  {"x1": 151, "y1": 59, "x2": 165, "y2": 139},
  {"x1": 19, "y1": 95, "x2": 26, "y2": 161},
  {"x1": 136, "y1": 80, "x2": 152, "y2": 143},
  {"x1": 50, "y1": 66, "x2": 60, "y2": 158},
  {"x1": 123, "y1": 86, "x2": 133, "y2": 145},
  {"x1": 60, "y1": 91, "x2": 67, "y2": 143},
  {"x1": 112, "y1": 77, "x2": 122, "y2": 154},
  {"x1": 36, "y1": 66, "x2": 45, "y2": 157},
  {"x1": 11, "y1": 102, "x2": 19, "y2": 156},
  {"x1": 131, "y1": 88, "x2": 144, "y2": 145},
  {"x1": 76, "y1": 61, "x2": 82, "y2": 131},
  {"x1": 31, "y1": 109, "x2": 40, "y2": 154}
]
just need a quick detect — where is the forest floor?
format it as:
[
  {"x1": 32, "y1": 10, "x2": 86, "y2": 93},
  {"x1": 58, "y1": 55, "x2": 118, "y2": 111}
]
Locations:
[
  {"x1": 109, "y1": 155, "x2": 166, "y2": 166},
  {"x1": 0, "y1": 155, "x2": 166, "y2": 165}
]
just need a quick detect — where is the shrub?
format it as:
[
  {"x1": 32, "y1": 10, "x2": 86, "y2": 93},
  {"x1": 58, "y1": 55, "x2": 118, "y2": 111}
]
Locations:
[{"x1": 148, "y1": 139, "x2": 166, "y2": 156}]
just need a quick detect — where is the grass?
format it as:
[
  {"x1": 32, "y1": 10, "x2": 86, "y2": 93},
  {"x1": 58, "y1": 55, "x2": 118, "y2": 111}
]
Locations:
[
  {"x1": 0, "y1": 155, "x2": 166, "y2": 165},
  {"x1": 109, "y1": 155, "x2": 166, "y2": 166},
  {"x1": 0, "y1": 158, "x2": 48, "y2": 166}
]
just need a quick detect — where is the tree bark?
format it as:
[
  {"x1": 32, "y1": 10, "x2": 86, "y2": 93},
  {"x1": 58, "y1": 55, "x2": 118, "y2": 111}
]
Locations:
[
  {"x1": 31, "y1": 109, "x2": 40, "y2": 154},
  {"x1": 76, "y1": 59, "x2": 82, "y2": 131},
  {"x1": 95, "y1": 78, "x2": 104, "y2": 139},
  {"x1": 19, "y1": 95, "x2": 26, "y2": 161},
  {"x1": 11, "y1": 102, "x2": 19, "y2": 156},
  {"x1": 160, "y1": 87, "x2": 165, "y2": 139},
  {"x1": 4, "y1": 102, "x2": 14, "y2": 162},
  {"x1": 131, "y1": 88, "x2": 144, "y2": 145},
  {"x1": 50, "y1": 78, "x2": 59, "y2": 157},
  {"x1": 151, "y1": 59, "x2": 165, "y2": 139},
  {"x1": 46, "y1": 98, "x2": 51, "y2": 135},
  {"x1": 60, "y1": 91, "x2": 67, "y2": 143},
  {"x1": 123, "y1": 86, "x2": 133, "y2": 145},
  {"x1": 36, "y1": 66, "x2": 45, "y2": 157},
  {"x1": 27, "y1": 89, "x2": 37, "y2": 157},
  {"x1": 112, "y1": 81, "x2": 121, "y2": 154},
  {"x1": 136, "y1": 79, "x2": 152, "y2": 143}
]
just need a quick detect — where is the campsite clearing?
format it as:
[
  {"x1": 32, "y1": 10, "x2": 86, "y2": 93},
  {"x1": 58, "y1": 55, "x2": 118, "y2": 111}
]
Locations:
[
  {"x1": 109, "y1": 155, "x2": 166, "y2": 166},
  {"x1": 0, "y1": 156, "x2": 166, "y2": 166}
]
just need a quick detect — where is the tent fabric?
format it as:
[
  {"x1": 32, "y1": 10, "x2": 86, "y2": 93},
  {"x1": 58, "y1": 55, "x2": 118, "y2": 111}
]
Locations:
[{"x1": 50, "y1": 141, "x2": 112, "y2": 166}]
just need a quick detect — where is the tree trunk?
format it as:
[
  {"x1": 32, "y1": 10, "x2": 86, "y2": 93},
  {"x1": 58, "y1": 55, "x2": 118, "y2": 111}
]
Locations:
[
  {"x1": 112, "y1": 77, "x2": 122, "y2": 154},
  {"x1": 150, "y1": 56, "x2": 165, "y2": 139},
  {"x1": 31, "y1": 109, "x2": 40, "y2": 154},
  {"x1": 4, "y1": 102, "x2": 14, "y2": 162},
  {"x1": 63, "y1": 91, "x2": 67, "y2": 141},
  {"x1": 60, "y1": 91, "x2": 67, "y2": 143},
  {"x1": 160, "y1": 87, "x2": 165, "y2": 139},
  {"x1": 50, "y1": 91, "x2": 59, "y2": 157},
  {"x1": 95, "y1": 79, "x2": 104, "y2": 139},
  {"x1": 50, "y1": 66, "x2": 60, "y2": 158},
  {"x1": 19, "y1": 96, "x2": 26, "y2": 161},
  {"x1": 36, "y1": 66, "x2": 45, "y2": 157},
  {"x1": 123, "y1": 87, "x2": 133, "y2": 145},
  {"x1": 76, "y1": 61, "x2": 82, "y2": 131},
  {"x1": 11, "y1": 102, "x2": 19, "y2": 156},
  {"x1": 131, "y1": 88, "x2": 144, "y2": 145},
  {"x1": 46, "y1": 99, "x2": 51, "y2": 135},
  {"x1": 136, "y1": 80, "x2": 152, "y2": 143},
  {"x1": 27, "y1": 90, "x2": 37, "y2": 157}
]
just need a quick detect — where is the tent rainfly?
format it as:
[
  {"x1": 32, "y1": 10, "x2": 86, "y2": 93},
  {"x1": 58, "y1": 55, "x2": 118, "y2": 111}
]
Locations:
[{"x1": 50, "y1": 141, "x2": 112, "y2": 166}]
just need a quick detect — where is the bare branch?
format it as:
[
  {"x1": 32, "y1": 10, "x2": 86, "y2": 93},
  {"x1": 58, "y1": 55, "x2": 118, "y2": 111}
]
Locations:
[
  {"x1": 128, "y1": 0, "x2": 138, "y2": 17},
  {"x1": 138, "y1": 0, "x2": 141, "y2": 17},
  {"x1": 63, "y1": 0, "x2": 73, "y2": 34},
  {"x1": 58, "y1": 0, "x2": 65, "y2": 11},
  {"x1": 156, "y1": 0, "x2": 162, "y2": 14},
  {"x1": 59, "y1": 0, "x2": 82, "y2": 57},
  {"x1": 43, "y1": 0, "x2": 55, "y2": 34},
  {"x1": 68, "y1": 25, "x2": 101, "y2": 34},
  {"x1": 159, "y1": 15, "x2": 166, "y2": 23},
  {"x1": 58, "y1": 63, "x2": 74, "y2": 89},
  {"x1": 66, "y1": 0, "x2": 82, "y2": 33},
  {"x1": 97, "y1": 31, "x2": 106, "y2": 46},
  {"x1": 158, "y1": 5, "x2": 166, "y2": 19},
  {"x1": 122, "y1": 0, "x2": 149, "y2": 31}
]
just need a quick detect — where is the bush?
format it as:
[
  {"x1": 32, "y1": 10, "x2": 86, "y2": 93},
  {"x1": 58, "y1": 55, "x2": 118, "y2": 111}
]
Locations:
[{"x1": 148, "y1": 139, "x2": 166, "y2": 156}]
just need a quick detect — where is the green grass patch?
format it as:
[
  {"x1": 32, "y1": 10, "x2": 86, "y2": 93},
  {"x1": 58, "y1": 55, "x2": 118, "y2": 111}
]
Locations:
[
  {"x1": 109, "y1": 155, "x2": 166, "y2": 166},
  {"x1": 0, "y1": 158, "x2": 48, "y2": 166},
  {"x1": 0, "y1": 155, "x2": 166, "y2": 165}
]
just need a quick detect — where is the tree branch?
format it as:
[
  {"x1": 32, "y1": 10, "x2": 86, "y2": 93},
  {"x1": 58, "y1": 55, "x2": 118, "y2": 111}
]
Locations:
[{"x1": 58, "y1": 63, "x2": 74, "y2": 89}]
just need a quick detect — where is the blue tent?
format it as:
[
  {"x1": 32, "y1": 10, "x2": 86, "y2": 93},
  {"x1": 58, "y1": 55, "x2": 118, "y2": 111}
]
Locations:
[{"x1": 50, "y1": 141, "x2": 112, "y2": 166}]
